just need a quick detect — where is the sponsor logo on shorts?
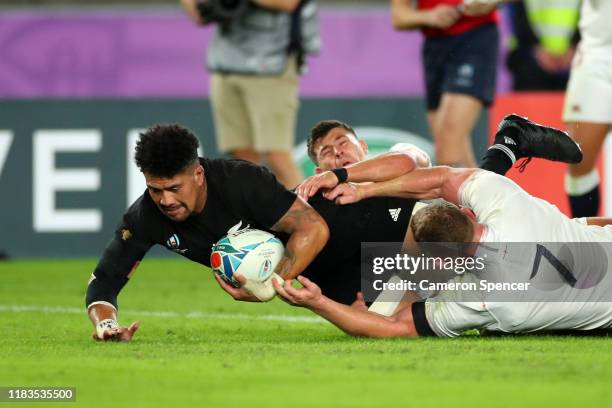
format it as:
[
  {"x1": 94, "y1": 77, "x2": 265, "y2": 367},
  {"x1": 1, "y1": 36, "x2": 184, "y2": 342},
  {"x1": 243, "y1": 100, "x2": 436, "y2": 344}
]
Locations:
[
  {"x1": 458, "y1": 63, "x2": 474, "y2": 78},
  {"x1": 455, "y1": 64, "x2": 475, "y2": 88}
]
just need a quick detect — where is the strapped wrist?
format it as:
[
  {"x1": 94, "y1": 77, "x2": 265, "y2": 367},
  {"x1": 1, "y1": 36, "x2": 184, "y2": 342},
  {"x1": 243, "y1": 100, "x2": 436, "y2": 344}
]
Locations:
[
  {"x1": 331, "y1": 167, "x2": 348, "y2": 183},
  {"x1": 96, "y1": 318, "x2": 119, "y2": 339}
]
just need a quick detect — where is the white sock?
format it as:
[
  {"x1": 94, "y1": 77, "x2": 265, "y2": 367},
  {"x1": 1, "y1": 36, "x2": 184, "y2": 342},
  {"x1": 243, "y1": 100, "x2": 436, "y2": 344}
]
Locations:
[
  {"x1": 488, "y1": 144, "x2": 516, "y2": 164},
  {"x1": 565, "y1": 169, "x2": 600, "y2": 196}
]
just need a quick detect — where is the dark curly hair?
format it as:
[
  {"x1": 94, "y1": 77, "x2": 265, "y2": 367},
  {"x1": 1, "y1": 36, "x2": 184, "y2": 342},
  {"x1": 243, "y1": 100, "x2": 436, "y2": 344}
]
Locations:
[
  {"x1": 134, "y1": 124, "x2": 200, "y2": 178},
  {"x1": 307, "y1": 120, "x2": 357, "y2": 164}
]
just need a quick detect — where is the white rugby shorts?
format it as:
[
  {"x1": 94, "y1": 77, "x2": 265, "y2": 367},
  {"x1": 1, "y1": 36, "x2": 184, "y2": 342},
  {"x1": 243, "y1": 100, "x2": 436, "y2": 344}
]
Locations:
[{"x1": 564, "y1": 44, "x2": 612, "y2": 124}]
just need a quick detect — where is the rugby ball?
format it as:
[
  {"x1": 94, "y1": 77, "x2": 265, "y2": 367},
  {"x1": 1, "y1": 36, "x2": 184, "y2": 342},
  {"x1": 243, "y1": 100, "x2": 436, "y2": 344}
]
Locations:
[{"x1": 211, "y1": 227, "x2": 284, "y2": 301}]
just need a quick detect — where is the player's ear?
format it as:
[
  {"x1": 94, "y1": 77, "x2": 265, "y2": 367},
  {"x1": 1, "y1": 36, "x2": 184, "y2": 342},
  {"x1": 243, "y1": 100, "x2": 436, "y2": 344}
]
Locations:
[
  {"x1": 460, "y1": 207, "x2": 476, "y2": 221},
  {"x1": 195, "y1": 165, "x2": 204, "y2": 186},
  {"x1": 315, "y1": 167, "x2": 323, "y2": 174},
  {"x1": 359, "y1": 139, "x2": 368, "y2": 155}
]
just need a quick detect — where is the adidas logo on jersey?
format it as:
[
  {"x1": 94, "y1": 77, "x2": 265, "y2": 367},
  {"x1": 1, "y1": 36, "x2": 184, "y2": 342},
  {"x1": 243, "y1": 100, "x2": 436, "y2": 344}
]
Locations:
[
  {"x1": 388, "y1": 208, "x2": 401, "y2": 222},
  {"x1": 504, "y1": 136, "x2": 516, "y2": 146}
]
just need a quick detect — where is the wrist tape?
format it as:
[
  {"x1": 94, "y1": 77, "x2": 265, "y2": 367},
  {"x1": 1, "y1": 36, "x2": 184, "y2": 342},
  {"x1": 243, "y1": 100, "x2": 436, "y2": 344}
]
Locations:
[
  {"x1": 96, "y1": 318, "x2": 119, "y2": 339},
  {"x1": 331, "y1": 167, "x2": 348, "y2": 183}
]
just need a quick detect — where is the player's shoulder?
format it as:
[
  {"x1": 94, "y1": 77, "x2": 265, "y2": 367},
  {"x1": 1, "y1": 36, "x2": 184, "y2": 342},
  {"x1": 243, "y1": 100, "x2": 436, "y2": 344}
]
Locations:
[
  {"x1": 467, "y1": 169, "x2": 513, "y2": 183},
  {"x1": 203, "y1": 158, "x2": 276, "y2": 189},
  {"x1": 307, "y1": 193, "x2": 338, "y2": 218},
  {"x1": 459, "y1": 170, "x2": 532, "y2": 222},
  {"x1": 203, "y1": 157, "x2": 266, "y2": 176},
  {"x1": 459, "y1": 169, "x2": 521, "y2": 195}
]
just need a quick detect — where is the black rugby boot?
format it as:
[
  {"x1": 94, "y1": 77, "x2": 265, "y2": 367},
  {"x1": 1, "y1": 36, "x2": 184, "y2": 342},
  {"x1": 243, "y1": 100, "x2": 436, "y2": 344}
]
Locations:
[{"x1": 494, "y1": 114, "x2": 583, "y2": 164}]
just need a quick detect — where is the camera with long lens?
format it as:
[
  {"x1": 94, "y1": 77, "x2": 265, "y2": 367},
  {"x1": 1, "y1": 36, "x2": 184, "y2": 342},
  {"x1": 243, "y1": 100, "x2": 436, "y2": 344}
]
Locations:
[{"x1": 196, "y1": 0, "x2": 249, "y2": 23}]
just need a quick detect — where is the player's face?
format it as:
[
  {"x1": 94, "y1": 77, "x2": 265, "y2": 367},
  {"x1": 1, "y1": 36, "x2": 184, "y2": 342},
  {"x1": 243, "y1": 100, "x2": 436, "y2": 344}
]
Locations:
[
  {"x1": 145, "y1": 164, "x2": 205, "y2": 222},
  {"x1": 313, "y1": 127, "x2": 368, "y2": 171}
]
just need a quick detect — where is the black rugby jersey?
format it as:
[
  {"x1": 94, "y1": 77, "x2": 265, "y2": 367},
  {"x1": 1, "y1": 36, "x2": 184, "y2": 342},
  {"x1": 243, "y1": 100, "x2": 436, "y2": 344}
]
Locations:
[
  {"x1": 305, "y1": 194, "x2": 417, "y2": 305},
  {"x1": 86, "y1": 158, "x2": 296, "y2": 309}
]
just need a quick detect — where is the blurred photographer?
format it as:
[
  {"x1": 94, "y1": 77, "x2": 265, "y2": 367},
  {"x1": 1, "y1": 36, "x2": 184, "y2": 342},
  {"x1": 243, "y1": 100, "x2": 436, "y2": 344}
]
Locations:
[{"x1": 181, "y1": 0, "x2": 320, "y2": 188}]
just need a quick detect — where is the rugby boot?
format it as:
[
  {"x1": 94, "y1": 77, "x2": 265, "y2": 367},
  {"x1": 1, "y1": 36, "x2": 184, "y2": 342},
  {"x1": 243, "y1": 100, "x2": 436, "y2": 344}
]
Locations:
[{"x1": 495, "y1": 114, "x2": 583, "y2": 164}]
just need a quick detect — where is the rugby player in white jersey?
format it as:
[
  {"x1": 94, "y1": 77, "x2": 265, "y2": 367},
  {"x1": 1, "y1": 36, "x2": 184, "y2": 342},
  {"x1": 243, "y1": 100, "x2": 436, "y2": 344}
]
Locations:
[
  {"x1": 564, "y1": 0, "x2": 612, "y2": 217},
  {"x1": 274, "y1": 119, "x2": 612, "y2": 338},
  {"x1": 275, "y1": 166, "x2": 612, "y2": 337}
]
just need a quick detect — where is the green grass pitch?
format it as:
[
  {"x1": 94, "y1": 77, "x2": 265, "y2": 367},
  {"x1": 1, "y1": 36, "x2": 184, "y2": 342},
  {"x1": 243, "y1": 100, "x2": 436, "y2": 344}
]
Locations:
[{"x1": 1, "y1": 258, "x2": 611, "y2": 407}]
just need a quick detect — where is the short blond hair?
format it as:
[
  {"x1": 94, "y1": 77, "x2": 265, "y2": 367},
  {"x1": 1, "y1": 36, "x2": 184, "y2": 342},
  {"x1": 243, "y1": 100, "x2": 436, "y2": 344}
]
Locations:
[{"x1": 410, "y1": 202, "x2": 473, "y2": 242}]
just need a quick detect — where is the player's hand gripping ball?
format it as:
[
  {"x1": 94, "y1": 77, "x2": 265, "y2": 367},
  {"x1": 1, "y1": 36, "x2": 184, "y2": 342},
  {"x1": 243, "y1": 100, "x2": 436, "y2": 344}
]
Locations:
[{"x1": 211, "y1": 228, "x2": 284, "y2": 301}]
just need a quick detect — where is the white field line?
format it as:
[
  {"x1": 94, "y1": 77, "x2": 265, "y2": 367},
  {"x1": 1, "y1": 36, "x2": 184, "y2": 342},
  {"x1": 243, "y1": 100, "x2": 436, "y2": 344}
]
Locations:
[{"x1": 0, "y1": 304, "x2": 326, "y2": 324}]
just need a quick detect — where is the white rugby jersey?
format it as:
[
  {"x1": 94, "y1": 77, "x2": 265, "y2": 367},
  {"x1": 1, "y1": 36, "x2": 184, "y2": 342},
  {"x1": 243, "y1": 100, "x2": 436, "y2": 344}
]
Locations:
[{"x1": 424, "y1": 170, "x2": 612, "y2": 337}]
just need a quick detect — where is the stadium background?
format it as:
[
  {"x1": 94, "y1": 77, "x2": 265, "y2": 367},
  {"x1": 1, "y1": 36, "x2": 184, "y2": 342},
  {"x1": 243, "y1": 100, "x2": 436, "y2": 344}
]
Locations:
[{"x1": 1, "y1": 2, "x2": 611, "y2": 407}]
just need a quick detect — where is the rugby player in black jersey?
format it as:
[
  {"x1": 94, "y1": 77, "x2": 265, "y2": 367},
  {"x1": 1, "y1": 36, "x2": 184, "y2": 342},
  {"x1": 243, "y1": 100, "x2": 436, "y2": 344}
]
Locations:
[{"x1": 86, "y1": 124, "x2": 329, "y2": 341}]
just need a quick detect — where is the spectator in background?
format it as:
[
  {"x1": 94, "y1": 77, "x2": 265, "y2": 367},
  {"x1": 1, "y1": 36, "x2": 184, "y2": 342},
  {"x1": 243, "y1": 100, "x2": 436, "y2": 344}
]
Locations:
[
  {"x1": 391, "y1": 0, "x2": 503, "y2": 168},
  {"x1": 506, "y1": 0, "x2": 580, "y2": 91},
  {"x1": 564, "y1": 0, "x2": 612, "y2": 218},
  {"x1": 180, "y1": 0, "x2": 320, "y2": 188}
]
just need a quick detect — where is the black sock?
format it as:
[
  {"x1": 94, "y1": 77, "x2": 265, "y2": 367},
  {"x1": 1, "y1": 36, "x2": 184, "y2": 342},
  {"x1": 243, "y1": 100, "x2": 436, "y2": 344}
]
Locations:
[
  {"x1": 481, "y1": 148, "x2": 513, "y2": 175},
  {"x1": 568, "y1": 185, "x2": 600, "y2": 217}
]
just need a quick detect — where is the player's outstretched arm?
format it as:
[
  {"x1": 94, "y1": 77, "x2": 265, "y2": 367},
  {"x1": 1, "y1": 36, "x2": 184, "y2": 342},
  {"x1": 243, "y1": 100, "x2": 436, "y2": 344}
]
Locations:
[
  {"x1": 85, "y1": 228, "x2": 151, "y2": 341},
  {"x1": 296, "y1": 150, "x2": 423, "y2": 200},
  {"x1": 584, "y1": 217, "x2": 612, "y2": 227},
  {"x1": 274, "y1": 276, "x2": 418, "y2": 338},
  {"x1": 325, "y1": 166, "x2": 478, "y2": 205},
  {"x1": 271, "y1": 197, "x2": 329, "y2": 280},
  {"x1": 344, "y1": 148, "x2": 429, "y2": 183}
]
